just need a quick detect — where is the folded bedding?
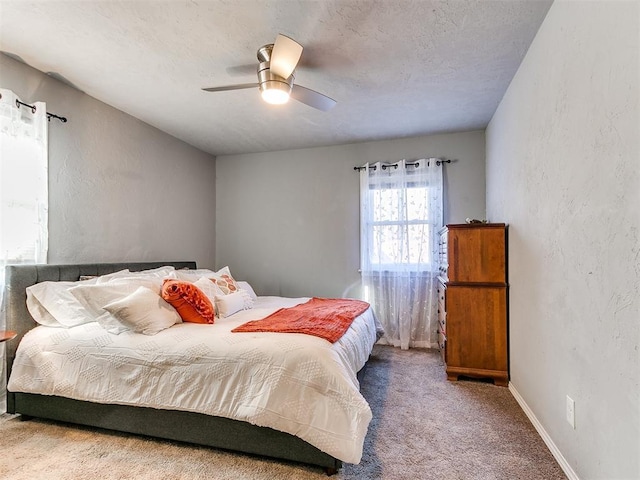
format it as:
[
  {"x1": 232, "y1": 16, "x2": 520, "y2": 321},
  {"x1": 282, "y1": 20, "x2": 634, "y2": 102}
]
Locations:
[
  {"x1": 9, "y1": 296, "x2": 379, "y2": 463},
  {"x1": 232, "y1": 297, "x2": 370, "y2": 343}
]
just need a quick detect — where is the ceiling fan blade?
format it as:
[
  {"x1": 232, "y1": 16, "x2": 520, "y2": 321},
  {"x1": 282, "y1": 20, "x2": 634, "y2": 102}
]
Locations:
[
  {"x1": 202, "y1": 83, "x2": 258, "y2": 92},
  {"x1": 270, "y1": 34, "x2": 303, "y2": 79},
  {"x1": 291, "y1": 85, "x2": 336, "y2": 111}
]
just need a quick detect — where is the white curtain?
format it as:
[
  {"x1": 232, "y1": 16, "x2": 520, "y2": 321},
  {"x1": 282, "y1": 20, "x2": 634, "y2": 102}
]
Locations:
[
  {"x1": 360, "y1": 159, "x2": 442, "y2": 350},
  {"x1": 0, "y1": 88, "x2": 48, "y2": 412}
]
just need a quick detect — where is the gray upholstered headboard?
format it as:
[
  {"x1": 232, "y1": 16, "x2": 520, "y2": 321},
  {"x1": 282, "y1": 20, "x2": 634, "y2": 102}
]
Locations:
[{"x1": 2, "y1": 261, "x2": 196, "y2": 378}]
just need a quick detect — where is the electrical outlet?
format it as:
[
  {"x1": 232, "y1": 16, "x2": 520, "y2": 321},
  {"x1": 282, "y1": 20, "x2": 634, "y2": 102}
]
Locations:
[{"x1": 566, "y1": 395, "x2": 575, "y2": 429}]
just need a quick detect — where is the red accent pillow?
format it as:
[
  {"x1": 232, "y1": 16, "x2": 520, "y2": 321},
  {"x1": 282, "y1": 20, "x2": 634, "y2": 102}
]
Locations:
[{"x1": 161, "y1": 279, "x2": 215, "y2": 324}]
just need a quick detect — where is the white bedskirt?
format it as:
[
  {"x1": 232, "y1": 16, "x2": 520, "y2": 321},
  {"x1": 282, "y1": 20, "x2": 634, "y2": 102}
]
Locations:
[{"x1": 8, "y1": 297, "x2": 378, "y2": 463}]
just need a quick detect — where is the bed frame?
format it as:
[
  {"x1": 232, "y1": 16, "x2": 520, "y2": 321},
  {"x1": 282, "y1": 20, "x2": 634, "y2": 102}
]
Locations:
[{"x1": 2, "y1": 262, "x2": 342, "y2": 474}]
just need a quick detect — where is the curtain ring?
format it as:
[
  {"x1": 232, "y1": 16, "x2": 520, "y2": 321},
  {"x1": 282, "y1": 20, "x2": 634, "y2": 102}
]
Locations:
[{"x1": 15, "y1": 99, "x2": 37, "y2": 113}]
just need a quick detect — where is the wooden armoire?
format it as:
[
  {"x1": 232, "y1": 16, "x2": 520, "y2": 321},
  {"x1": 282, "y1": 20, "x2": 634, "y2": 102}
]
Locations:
[{"x1": 437, "y1": 223, "x2": 508, "y2": 386}]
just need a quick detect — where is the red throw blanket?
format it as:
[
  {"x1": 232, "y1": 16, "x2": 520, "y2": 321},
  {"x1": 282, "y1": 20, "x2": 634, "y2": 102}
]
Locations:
[{"x1": 232, "y1": 297, "x2": 370, "y2": 343}]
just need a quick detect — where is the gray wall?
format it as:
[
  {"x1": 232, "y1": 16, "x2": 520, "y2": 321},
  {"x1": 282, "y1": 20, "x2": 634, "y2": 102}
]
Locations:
[
  {"x1": 0, "y1": 54, "x2": 217, "y2": 268},
  {"x1": 216, "y1": 130, "x2": 485, "y2": 298},
  {"x1": 486, "y1": 1, "x2": 639, "y2": 479}
]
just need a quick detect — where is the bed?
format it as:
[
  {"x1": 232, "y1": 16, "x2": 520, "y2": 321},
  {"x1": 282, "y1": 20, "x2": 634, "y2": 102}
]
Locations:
[{"x1": 3, "y1": 262, "x2": 379, "y2": 474}]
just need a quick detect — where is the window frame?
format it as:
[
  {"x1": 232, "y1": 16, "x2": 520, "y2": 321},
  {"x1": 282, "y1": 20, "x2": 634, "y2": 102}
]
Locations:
[{"x1": 362, "y1": 180, "x2": 434, "y2": 272}]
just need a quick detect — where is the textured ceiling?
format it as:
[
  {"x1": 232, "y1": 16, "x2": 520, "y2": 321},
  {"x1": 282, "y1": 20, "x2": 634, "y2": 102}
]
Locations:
[{"x1": 0, "y1": 0, "x2": 552, "y2": 156}]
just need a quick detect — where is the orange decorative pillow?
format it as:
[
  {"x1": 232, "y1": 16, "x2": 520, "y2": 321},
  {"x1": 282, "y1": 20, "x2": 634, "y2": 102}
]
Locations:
[{"x1": 161, "y1": 279, "x2": 215, "y2": 324}]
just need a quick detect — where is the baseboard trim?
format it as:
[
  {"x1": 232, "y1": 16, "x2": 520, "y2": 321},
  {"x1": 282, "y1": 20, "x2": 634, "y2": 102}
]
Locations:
[{"x1": 509, "y1": 382, "x2": 580, "y2": 480}]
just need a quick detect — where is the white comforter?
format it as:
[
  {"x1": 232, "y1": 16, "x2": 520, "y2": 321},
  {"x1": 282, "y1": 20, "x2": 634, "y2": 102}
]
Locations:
[{"x1": 8, "y1": 297, "x2": 378, "y2": 464}]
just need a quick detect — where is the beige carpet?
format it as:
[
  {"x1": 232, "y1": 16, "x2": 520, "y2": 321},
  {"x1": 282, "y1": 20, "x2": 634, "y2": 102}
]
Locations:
[{"x1": 0, "y1": 345, "x2": 566, "y2": 479}]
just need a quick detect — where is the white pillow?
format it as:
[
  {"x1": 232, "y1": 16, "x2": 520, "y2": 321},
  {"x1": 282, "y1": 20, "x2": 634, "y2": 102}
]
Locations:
[
  {"x1": 69, "y1": 277, "x2": 164, "y2": 333},
  {"x1": 239, "y1": 289, "x2": 254, "y2": 309},
  {"x1": 193, "y1": 277, "x2": 225, "y2": 302},
  {"x1": 24, "y1": 269, "x2": 175, "y2": 328},
  {"x1": 135, "y1": 265, "x2": 176, "y2": 276},
  {"x1": 103, "y1": 286, "x2": 181, "y2": 335},
  {"x1": 26, "y1": 281, "x2": 94, "y2": 327},
  {"x1": 215, "y1": 290, "x2": 253, "y2": 318},
  {"x1": 237, "y1": 281, "x2": 258, "y2": 301},
  {"x1": 171, "y1": 268, "x2": 216, "y2": 282},
  {"x1": 96, "y1": 266, "x2": 175, "y2": 285},
  {"x1": 80, "y1": 269, "x2": 131, "y2": 284},
  {"x1": 209, "y1": 266, "x2": 240, "y2": 295}
]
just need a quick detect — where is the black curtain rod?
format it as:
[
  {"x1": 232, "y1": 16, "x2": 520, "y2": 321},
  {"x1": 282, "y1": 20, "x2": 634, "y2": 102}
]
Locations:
[
  {"x1": 353, "y1": 159, "x2": 451, "y2": 171},
  {"x1": 11, "y1": 97, "x2": 68, "y2": 123}
]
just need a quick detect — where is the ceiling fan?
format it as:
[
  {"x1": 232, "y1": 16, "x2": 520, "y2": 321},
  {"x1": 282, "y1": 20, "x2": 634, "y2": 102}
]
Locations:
[{"x1": 202, "y1": 34, "x2": 336, "y2": 112}]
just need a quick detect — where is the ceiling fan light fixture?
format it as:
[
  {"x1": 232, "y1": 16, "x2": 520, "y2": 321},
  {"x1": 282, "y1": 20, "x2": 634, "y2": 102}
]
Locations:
[
  {"x1": 261, "y1": 82, "x2": 291, "y2": 105},
  {"x1": 258, "y1": 61, "x2": 294, "y2": 105}
]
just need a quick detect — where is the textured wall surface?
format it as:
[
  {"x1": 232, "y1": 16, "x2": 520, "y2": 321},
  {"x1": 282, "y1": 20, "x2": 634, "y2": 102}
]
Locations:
[
  {"x1": 486, "y1": 1, "x2": 639, "y2": 478},
  {"x1": 216, "y1": 130, "x2": 485, "y2": 298},
  {"x1": 0, "y1": 54, "x2": 217, "y2": 268}
]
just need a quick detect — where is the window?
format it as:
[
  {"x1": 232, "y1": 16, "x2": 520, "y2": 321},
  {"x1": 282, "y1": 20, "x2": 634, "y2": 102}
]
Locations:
[
  {"x1": 1, "y1": 138, "x2": 48, "y2": 263},
  {"x1": 366, "y1": 183, "x2": 432, "y2": 270},
  {"x1": 360, "y1": 161, "x2": 441, "y2": 273}
]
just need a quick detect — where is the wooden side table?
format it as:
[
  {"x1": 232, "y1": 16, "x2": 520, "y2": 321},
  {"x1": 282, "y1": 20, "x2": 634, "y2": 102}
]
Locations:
[{"x1": 0, "y1": 331, "x2": 17, "y2": 343}]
